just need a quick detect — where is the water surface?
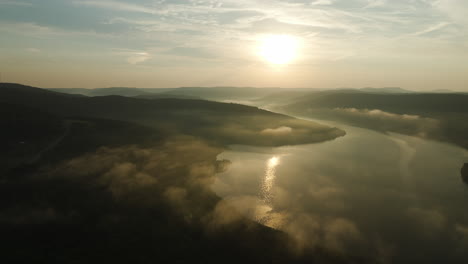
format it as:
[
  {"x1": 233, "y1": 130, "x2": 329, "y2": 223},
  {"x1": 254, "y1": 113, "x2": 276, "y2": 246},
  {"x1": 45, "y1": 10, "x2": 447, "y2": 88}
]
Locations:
[{"x1": 213, "y1": 120, "x2": 468, "y2": 263}]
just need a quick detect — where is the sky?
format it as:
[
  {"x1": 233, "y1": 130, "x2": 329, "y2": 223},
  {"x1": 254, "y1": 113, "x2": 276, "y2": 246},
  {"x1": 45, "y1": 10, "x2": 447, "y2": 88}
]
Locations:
[{"x1": 0, "y1": 0, "x2": 467, "y2": 90}]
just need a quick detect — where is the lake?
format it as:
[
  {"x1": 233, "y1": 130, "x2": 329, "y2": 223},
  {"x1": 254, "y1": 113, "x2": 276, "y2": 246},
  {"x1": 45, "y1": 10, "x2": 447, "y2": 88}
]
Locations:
[{"x1": 213, "y1": 119, "x2": 468, "y2": 263}]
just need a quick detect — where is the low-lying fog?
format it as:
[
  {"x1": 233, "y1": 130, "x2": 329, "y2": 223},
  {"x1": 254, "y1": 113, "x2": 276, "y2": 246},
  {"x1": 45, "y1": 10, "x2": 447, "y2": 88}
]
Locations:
[{"x1": 213, "y1": 120, "x2": 468, "y2": 263}]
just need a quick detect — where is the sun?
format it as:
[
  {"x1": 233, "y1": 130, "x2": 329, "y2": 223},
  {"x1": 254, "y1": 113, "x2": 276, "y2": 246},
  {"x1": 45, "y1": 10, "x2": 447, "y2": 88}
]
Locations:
[
  {"x1": 268, "y1": 156, "x2": 280, "y2": 167},
  {"x1": 259, "y1": 35, "x2": 299, "y2": 65}
]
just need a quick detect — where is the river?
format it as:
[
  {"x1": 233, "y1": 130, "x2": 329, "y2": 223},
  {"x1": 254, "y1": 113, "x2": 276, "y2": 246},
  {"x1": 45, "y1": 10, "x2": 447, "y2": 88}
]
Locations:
[{"x1": 213, "y1": 119, "x2": 468, "y2": 263}]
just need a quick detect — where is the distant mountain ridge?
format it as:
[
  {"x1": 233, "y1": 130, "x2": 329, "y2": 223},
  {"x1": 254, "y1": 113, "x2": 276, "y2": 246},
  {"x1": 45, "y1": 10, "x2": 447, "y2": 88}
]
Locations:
[
  {"x1": 41, "y1": 85, "x2": 468, "y2": 102},
  {"x1": 359, "y1": 87, "x2": 414, "y2": 93},
  {"x1": 47, "y1": 86, "x2": 289, "y2": 100},
  {"x1": 48, "y1": 87, "x2": 172, "y2": 97}
]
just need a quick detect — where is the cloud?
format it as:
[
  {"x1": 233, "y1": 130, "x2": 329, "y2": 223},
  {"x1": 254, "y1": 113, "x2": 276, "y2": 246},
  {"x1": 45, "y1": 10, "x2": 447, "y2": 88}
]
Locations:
[
  {"x1": 26, "y1": 48, "x2": 41, "y2": 53},
  {"x1": 127, "y1": 52, "x2": 151, "y2": 64},
  {"x1": 101, "y1": 162, "x2": 157, "y2": 197},
  {"x1": 72, "y1": 0, "x2": 156, "y2": 14},
  {"x1": 208, "y1": 199, "x2": 246, "y2": 227},
  {"x1": 364, "y1": 0, "x2": 386, "y2": 9},
  {"x1": 456, "y1": 224, "x2": 468, "y2": 237},
  {"x1": 407, "y1": 207, "x2": 447, "y2": 237},
  {"x1": 111, "y1": 49, "x2": 152, "y2": 64},
  {"x1": 434, "y1": 0, "x2": 468, "y2": 26},
  {"x1": 165, "y1": 47, "x2": 216, "y2": 59},
  {"x1": 0, "y1": 1, "x2": 33, "y2": 7},
  {"x1": 268, "y1": 210, "x2": 363, "y2": 254},
  {"x1": 0, "y1": 22, "x2": 57, "y2": 36},
  {"x1": 455, "y1": 224, "x2": 468, "y2": 251},
  {"x1": 339, "y1": 108, "x2": 421, "y2": 121},
  {"x1": 329, "y1": 108, "x2": 440, "y2": 138},
  {"x1": 216, "y1": 170, "x2": 363, "y2": 255},
  {"x1": 4, "y1": 135, "x2": 335, "y2": 262},
  {"x1": 49, "y1": 137, "x2": 223, "y2": 195},
  {"x1": 29, "y1": 0, "x2": 450, "y2": 43},
  {"x1": 39, "y1": 137, "x2": 258, "y2": 229},
  {"x1": 1, "y1": 0, "x2": 465, "y2": 81},
  {"x1": 410, "y1": 22, "x2": 452, "y2": 36},
  {"x1": 55, "y1": 146, "x2": 160, "y2": 198},
  {"x1": 311, "y1": 0, "x2": 334, "y2": 6},
  {"x1": 323, "y1": 218, "x2": 362, "y2": 253},
  {"x1": 260, "y1": 126, "x2": 293, "y2": 136}
]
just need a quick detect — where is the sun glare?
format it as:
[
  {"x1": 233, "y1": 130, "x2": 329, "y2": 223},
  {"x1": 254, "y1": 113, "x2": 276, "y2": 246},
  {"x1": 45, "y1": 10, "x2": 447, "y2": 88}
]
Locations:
[
  {"x1": 268, "y1": 156, "x2": 279, "y2": 167},
  {"x1": 259, "y1": 35, "x2": 299, "y2": 65}
]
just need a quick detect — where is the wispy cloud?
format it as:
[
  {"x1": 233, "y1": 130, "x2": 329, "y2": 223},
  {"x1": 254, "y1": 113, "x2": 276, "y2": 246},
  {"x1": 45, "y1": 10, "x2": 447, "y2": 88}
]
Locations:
[
  {"x1": 311, "y1": 0, "x2": 334, "y2": 6},
  {"x1": 364, "y1": 0, "x2": 387, "y2": 9},
  {"x1": 410, "y1": 22, "x2": 451, "y2": 36},
  {"x1": 72, "y1": 0, "x2": 156, "y2": 14},
  {"x1": 26, "y1": 48, "x2": 41, "y2": 53},
  {"x1": 1, "y1": 0, "x2": 467, "y2": 89},
  {"x1": 111, "y1": 49, "x2": 152, "y2": 65},
  {"x1": 0, "y1": 1, "x2": 33, "y2": 7},
  {"x1": 433, "y1": 0, "x2": 468, "y2": 26}
]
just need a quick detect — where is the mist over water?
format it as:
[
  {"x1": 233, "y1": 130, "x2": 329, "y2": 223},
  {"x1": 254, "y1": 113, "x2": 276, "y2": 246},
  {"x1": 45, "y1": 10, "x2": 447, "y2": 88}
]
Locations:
[{"x1": 213, "y1": 120, "x2": 468, "y2": 263}]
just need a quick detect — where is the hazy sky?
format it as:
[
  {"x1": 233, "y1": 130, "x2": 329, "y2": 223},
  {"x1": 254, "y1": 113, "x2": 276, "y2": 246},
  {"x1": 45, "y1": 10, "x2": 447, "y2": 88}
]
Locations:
[{"x1": 0, "y1": 0, "x2": 467, "y2": 90}]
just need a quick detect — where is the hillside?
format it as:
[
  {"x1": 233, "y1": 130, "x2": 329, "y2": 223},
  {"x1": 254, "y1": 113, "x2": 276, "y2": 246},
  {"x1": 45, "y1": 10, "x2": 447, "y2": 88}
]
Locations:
[
  {"x1": 285, "y1": 91, "x2": 468, "y2": 115},
  {"x1": 1, "y1": 83, "x2": 345, "y2": 147},
  {"x1": 275, "y1": 90, "x2": 468, "y2": 149}
]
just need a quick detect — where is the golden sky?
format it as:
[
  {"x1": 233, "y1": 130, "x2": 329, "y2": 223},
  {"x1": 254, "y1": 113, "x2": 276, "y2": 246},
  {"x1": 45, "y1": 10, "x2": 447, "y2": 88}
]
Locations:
[{"x1": 0, "y1": 0, "x2": 467, "y2": 90}]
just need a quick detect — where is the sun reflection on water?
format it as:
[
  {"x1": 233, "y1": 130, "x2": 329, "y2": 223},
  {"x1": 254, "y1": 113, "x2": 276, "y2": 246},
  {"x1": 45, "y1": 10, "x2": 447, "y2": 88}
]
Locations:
[
  {"x1": 254, "y1": 156, "x2": 282, "y2": 228},
  {"x1": 261, "y1": 156, "x2": 280, "y2": 203}
]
